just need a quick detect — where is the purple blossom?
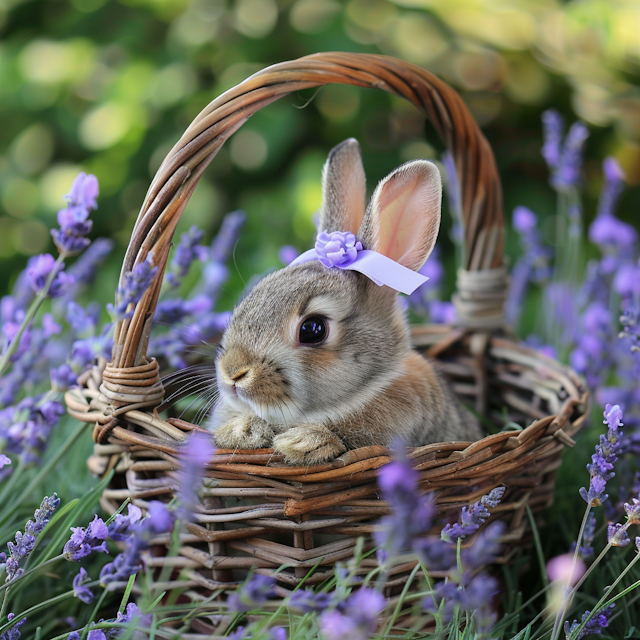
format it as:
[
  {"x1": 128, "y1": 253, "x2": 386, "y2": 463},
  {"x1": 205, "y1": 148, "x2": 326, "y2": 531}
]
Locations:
[
  {"x1": 176, "y1": 431, "x2": 214, "y2": 523},
  {"x1": 65, "y1": 238, "x2": 114, "y2": 289},
  {"x1": 51, "y1": 173, "x2": 99, "y2": 255},
  {"x1": 210, "y1": 210, "x2": 246, "y2": 263},
  {"x1": 288, "y1": 588, "x2": 332, "y2": 613},
  {"x1": 441, "y1": 151, "x2": 463, "y2": 244},
  {"x1": 0, "y1": 398, "x2": 65, "y2": 465},
  {"x1": 607, "y1": 522, "x2": 630, "y2": 547},
  {"x1": 315, "y1": 231, "x2": 362, "y2": 268},
  {"x1": 589, "y1": 214, "x2": 637, "y2": 253},
  {"x1": 597, "y1": 157, "x2": 625, "y2": 219},
  {"x1": 167, "y1": 226, "x2": 208, "y2": 287},
  {"x1": 460, "y1": 520, "x2": 505, "y2": 570},
  {"x1": 0, "y1": 454, "x2": 10, "y2": 469},
  {"x1": 72, "y1": 567, "x2": 94, "y2": 604},
  {"x1": 107, "y1": 503, "x2": 142, "y2": 541},
  {"x1": 0, "y1": 613, "x2": 26, "y2": 640},
  {"x1": 564, "y1": 604, "x2": 615, "y2": 639},
  {"x1": 513, "y1": 206, "x2": 538, "y2": 234},
  {"x1": 86, "y1": 632, "x2": 105, "y2": 640},
  {"x1": 552, "y1": 121, "x2": 589, "y2": 190},
  {"x1": 375, "y1": 447, "x2": 435, "y2": 557},
  {"x1": 66, "y1": 172, "x2": 99, "y2": 210},
  {"x1": 66, "y1": 301, "x2": 100, "y2": 336},
  {"x1": 63, "y1": 515, "x2": 109, "y2": 561},
  {"x1": 541, "y1": 109, "x2": 564, "y2": 170},
  {"x1": 5, "y1": 493, "x2": 59, "y2": 582},
  {"x1": 572, "y1": 511, "x2": 596, "y2": 559},
  {"x1": 624, "y1": 497, "x2": 640, "y2": 524},
  {"x1": 26, "y1": 254, "x2": 75, "y2": 299},
  {"x1": 227, "y1": 574, "x2": 276, "y2": 612},
  {"x1": 42, "y1": 313, "x2": 61, "y2": 338},
  {"x1": 100, "y1": 501, "x2": 174, "y2": 586},
  {"x1": 441, "y1": 487, "x2": 506, "y2": 542},
  {"x1": 579, "y1": 404, "x2": 624, "y2": 507},
  {"x1": 319, "y1": 588, "x2": 385, "y2": 640},
  {"x1": 270, "y1": 627, "x2": 287, "y2": 640},
  {"x1": 50, "y1": 364, "x2": 78, "y2": 392},
  {"x1": 278, "y1": 245, "x2": 300, "y2": 266},
  {"x1": 154, "y1": 295, "x2": 213, "y2": 325},
  {"x1": 108, "y1": 253, "x2": 158, "y2": 321}
]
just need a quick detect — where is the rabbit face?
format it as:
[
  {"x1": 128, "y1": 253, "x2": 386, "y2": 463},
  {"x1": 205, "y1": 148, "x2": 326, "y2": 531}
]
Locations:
[{"x1": 216, "y1": 260, "x2": 409, "y2": 426}]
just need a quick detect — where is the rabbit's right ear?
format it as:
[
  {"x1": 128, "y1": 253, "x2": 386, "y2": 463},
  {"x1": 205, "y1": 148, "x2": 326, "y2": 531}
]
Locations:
[{"x1": 319, "y1": 138, "x2": 366, "y2": 234}]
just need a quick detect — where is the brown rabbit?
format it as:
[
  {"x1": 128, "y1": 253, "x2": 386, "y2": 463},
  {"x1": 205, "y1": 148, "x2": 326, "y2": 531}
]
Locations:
[{"x1": 210, "y1": 138, "x2": 481, "y2": 464}]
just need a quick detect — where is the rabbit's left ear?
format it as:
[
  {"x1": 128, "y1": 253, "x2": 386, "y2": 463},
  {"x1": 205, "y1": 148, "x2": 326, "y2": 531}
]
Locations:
[
  {"x1": 319, "y1": 138, "x2": 366, "y2": 234},
  {"x1": 358, "y1": 160, "x2": 441, "y2": 272}
]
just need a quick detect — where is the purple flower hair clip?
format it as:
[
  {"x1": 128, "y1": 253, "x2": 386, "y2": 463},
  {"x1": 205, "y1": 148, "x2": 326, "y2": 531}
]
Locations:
[
  {"x1": 315, "y1": 231, "x2": 363, "y2": 268},
  {"x1": 289, "y1": 230, "x2": 428, "y2": 295}
]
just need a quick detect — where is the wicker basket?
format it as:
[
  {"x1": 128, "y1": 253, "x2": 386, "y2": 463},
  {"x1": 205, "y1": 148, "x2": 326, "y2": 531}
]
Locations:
[{"x1": 65, "y1": 53, "x2": 588, "y2": 601}]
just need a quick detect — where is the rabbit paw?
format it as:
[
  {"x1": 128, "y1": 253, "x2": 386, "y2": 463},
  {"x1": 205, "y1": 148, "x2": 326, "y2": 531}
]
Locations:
[
  {"x1": 213, "y1": 415, "x2": 274, "y2": 450},
  {"x1": 272, "y1": 425, "x2": 346, "y2": 465}
]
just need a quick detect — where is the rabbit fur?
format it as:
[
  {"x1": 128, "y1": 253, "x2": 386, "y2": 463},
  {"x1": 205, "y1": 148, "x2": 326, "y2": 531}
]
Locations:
[{"x1": 210, "y1": 138, "x2": 481, "y2": 464}]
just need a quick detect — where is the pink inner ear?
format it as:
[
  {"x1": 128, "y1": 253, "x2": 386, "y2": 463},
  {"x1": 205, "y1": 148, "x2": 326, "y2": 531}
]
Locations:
[{"x1": 374, "y1": 171, "x2": 440, "y2": 270}]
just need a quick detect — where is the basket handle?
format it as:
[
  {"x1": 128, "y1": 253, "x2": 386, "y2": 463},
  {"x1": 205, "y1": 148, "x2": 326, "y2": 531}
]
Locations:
[{"x1": 111, "y1": 52, "x2": 505, "y2": 373}]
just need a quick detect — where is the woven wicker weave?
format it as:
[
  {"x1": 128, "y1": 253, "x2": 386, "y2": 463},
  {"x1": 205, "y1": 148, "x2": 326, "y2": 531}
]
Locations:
[{"x1": 65, "y1": 53, "x2": 588, "y2": 601}]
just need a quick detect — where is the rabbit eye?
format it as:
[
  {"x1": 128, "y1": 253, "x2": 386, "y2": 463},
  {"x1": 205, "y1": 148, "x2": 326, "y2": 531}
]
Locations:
[{"x1": 299, "y1": 317, "x2": 328, "y2": 345}]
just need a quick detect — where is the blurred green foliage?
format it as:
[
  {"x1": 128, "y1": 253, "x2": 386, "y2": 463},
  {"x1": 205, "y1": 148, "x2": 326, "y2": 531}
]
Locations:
[{"x1": 0, "y1": 0, "x2": 639, "y2": 307}]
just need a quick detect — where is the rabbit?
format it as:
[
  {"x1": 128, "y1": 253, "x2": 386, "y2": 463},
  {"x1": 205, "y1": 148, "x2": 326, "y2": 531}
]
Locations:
[{"x1": 210, "y1": 138, "x2": 481, "y2": 465}]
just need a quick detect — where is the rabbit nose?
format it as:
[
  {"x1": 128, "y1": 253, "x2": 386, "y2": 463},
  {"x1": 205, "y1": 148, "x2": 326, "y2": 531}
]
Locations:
[{"x1": 230, "y1": 367, "x2": 250, "y2": 383}]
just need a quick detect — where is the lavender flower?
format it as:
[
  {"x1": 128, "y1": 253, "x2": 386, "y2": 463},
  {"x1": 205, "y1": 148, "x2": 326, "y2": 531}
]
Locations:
[
  {"x1": 99, "y1": 501, "x2": 174, "y2": 586},
  {"x1": 374, "y1": 447, "x2": 435, "y2": 558},
  {"x1": 0, "y1": 398, "x2": 65, "y2": 465},
  {"x1": 210, "y1": 210, "x2": 246, "y2": 263},
  {"x1": 278, "y1": 245, "x2": 299, "y2": 266},
  {"x1": 176, "y1": 431, "x2": 214, "y2": 523},
  {"x1": 441, "y1": 151, "x2": 463, "y2": 245},
  {"x1": 0, "y1": 454, "x2": 10, "y2": 469},
  {"x1": 0, "y1": 614, "x2": 26, "y2": 640},
  {"x1": 167, "y1": 226, "x2": 208, "y2": 287},
  {"x1": 552, "y1": 121, "x2": 589, "y2": 191},
  {"x1": 66, "y1": 172, "x2": 99, "y2": 210},
  {"x1": 441, "y1": 487, "x2": 506, "y2": 543},
  {"x1": 108, "y1": 253, "x2": 158, "y2": 321},
  {"x1": 72, "y1": 567, "x2": 94, "y2": 604},
  {"x1": 319, "y1": 588, "x2": 385, "y2": 640},
  {"x1": 227, "y1": 574, "x2": 276, "y2": 612},
  {"x1": 50, "y1": 364, "x2": 78, "y2": 392},
  {"x1": 26, "y1": 254, "x2": 74, "y2": 298},
  {"x1": 51, "y1": 173, "x2": 99, "y2": 255},
  {"x1": 597, "y1": 157, "x2": 625, "y2": 219},
  {"x1": 107, "y1": 503, "x2": 142, "y2": 541},
  {"x1": 63, "y1": 514, "x2": 109, "y2": 561},
  {"x1": 288, "y1": 588, "x2": 332, "y2": 613},
  {"x1": 65, "y1": 238, "x2": 114, "y2": 288},
  {"x1": 506, "y1": 207, "x2": 552, "y2": 326},
  {"x1": 572, "y1": 511, "x2": 596, "y2": 559},
  {"x1": 5, "y1": 493, "x2": 59, "y2": 582},
  {"x1": 580, "y1": 404, "x2": 624, "y2": 507},
  {"x1": 607, "y1": 522, "x2": 630, "y2": 547},
  {"x1": 66, "y1": 301, "x2": 100, "y2": 337},
  {"x1": 541, "y1": 109, "x2": 564, "y2": 170},
  {"x1": 564, "y1": 604, "x2": 615, "y2": 639},
  {"x1": 624, "y1": 497, "x2": 640, "y2": 524}
]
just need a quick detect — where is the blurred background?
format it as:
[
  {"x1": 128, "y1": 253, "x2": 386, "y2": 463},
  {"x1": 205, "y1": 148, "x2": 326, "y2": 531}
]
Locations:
[{"x1": 0, "y1": 0, "x2": 639, "y2": 309}]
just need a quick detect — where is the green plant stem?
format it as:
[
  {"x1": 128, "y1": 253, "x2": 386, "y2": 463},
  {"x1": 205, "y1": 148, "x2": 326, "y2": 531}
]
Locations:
[
  {"x1": 0, "y1": 253, "x2": 66, "y2": 377},
  {"x1": 0, "y1": 555, "x2": 64, "y2": 595},
  {"x1": 0, "y1": 586, "x2": 10, "y2": 621},
  {"x1": 550, "y1": 505, "x2": 592, "y2": 640},
  {"x1": 568, "y1": 552, "x2": 640, "y2": 639},
  {"x1": 527, "y1": 504, "x2": 549, "y2": 590}
]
